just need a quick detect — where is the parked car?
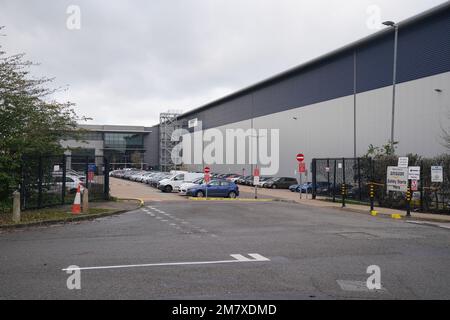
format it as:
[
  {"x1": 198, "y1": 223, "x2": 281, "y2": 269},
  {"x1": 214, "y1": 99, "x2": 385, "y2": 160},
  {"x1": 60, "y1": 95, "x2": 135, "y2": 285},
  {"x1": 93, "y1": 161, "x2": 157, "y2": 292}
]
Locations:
[
  {"x1": 255, "y1": 176, "x2": 272, "y2": 187},
  {"x1": 53, "y1": 175, "x2": 85, "y2": 193},
  {"x1": 263, "y1": 177, "x2": 298, "y2": 189},
  {"x1": 289, "y1": 184, "x2": 301, "y2": 192},
  {"x1": 158, "y1": 172, "x2": 204, "y2": 193},
  {"x1": 179, "y1": 177, "x2": 205, "y2": 195},
  {"x1": 237, "y1": 176, "x2": 251, "y2": 185},
  {"x1": 243, "y1": 176, "x2": 255, "y2": 186},
  {"x1": 149, "y1": 173, "x2": 171, "y2": 187},
  {"x1": 186, "y1": 180, "x2": 239, "y2": 198}
]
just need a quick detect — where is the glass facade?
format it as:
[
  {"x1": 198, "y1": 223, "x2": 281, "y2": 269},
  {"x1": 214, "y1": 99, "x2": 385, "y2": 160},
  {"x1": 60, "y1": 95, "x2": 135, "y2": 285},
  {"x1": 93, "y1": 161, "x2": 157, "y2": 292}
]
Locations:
[{"x1": 104, "y1": 133, "x2": 145, "y2": 150}]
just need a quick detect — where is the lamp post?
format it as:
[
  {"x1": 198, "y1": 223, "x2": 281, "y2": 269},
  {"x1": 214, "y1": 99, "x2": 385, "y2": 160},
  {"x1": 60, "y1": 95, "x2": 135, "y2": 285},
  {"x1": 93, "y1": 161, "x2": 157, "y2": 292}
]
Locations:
[{"x1": 383, "y1": 20, "x2": 399, "y2": 149}]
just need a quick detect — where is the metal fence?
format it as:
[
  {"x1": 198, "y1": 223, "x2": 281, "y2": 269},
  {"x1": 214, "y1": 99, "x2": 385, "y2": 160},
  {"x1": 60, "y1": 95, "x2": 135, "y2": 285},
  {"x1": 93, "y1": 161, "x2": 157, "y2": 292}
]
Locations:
[
  {"x1": 311, "y1": 157, "x2": 450, "y2": 215},
  {"x1": 20, "y1": 155, "x2": 109, "y2": 210}
]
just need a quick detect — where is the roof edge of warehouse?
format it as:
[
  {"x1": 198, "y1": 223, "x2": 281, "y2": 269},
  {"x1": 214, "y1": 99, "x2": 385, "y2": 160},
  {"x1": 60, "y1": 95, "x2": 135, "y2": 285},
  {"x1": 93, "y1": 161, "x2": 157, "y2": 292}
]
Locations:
[
  {"x1": 77, "y1": 124, "x2": 154, "y2": 133},
  {"x1": 177, "y1": 1, "x2": 450, "y2": 121}
]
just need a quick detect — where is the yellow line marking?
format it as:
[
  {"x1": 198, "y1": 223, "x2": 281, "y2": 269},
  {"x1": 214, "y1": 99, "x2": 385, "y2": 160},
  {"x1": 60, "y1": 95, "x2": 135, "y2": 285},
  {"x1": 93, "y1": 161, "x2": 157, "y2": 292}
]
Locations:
[
  {"x1": 188, "y1": 197, "x2": 274, "y2": 202},
  {"x1": 391, "y1": 214, "x2": 403, "y2": 220}
]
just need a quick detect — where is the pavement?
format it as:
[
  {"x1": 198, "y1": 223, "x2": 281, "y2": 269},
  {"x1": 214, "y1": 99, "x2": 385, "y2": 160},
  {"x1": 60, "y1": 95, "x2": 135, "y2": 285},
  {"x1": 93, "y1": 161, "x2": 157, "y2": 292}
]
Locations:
[
  {"x1": 238, "y1": 185, "x2": 450, "y2": 223},
  {"x1": 1, "y1": 198, "x2": 450, "y2": 299}
]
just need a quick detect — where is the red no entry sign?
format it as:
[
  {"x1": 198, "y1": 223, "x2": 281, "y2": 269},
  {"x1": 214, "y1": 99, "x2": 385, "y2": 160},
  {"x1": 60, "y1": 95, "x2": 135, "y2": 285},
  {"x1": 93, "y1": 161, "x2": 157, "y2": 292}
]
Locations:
[
  {"x1": 296, "y1": 154, "x2": 305, "y2": 162},
  {"x1": 204, "y1": 167, "x2": 210, "y2": 174}
]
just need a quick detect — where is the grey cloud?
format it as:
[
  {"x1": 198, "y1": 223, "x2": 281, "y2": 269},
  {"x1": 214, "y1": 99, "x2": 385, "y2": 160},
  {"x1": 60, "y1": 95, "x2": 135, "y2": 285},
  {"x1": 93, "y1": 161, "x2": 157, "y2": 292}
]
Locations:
[{"x1": 0, "y1": 0, "x2": 447, "y2": 125}]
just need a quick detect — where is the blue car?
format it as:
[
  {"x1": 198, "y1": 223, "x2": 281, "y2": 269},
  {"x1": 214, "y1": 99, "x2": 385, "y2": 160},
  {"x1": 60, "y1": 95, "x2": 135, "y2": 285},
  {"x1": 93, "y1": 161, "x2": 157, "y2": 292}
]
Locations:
[
  {"x1": 289, "y1": 182, "x2": 313, "y2": 193},
  {"x1": 186, "y1": 180, "x2": 239, "y2": 198}
]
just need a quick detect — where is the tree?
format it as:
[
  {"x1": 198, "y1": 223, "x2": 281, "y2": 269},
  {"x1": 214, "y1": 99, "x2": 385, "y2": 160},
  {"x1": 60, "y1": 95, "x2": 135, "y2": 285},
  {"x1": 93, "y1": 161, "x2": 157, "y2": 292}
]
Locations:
[{"x1": 0, "y1": 27, "x2": 86, "y2": 201}]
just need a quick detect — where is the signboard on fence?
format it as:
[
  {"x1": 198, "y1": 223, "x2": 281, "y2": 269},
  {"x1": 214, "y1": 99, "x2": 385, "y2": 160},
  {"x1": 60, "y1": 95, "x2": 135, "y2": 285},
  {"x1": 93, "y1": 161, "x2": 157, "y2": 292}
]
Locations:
[
  {"x1": 408, "y1": 166, "x2": 421, "y2": 180},
  {"x1": 431, "y1": 166, "x2": 443, "y2": 183},
  {"x1": 398, "y1": 157, "x2": 409, "y2": 168},
  {"x1": 386, "y1": 166, "x2": 408, "y2": 192}
]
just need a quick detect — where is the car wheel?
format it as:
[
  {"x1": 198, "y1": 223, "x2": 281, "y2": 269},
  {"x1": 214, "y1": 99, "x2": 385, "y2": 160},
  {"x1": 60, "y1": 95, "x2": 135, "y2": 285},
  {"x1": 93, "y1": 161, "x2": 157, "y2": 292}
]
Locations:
[
  {"x1": 272, "y1": 185, "x2": 277, "y2": 189},
  {"x1": 228, "y1": 191, "x2": 237, "y2": 199},
  {"x1": 164, "y1": 185, "x2": 173, "y2": 193},
  {"x1": 196, "y1": 190, "x2": 205, "y2": 198}
]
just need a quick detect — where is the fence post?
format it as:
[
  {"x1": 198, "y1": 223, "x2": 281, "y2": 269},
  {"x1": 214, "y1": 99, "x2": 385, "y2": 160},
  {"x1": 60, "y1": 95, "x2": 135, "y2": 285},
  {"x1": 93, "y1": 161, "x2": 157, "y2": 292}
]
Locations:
[
  {"x1": 333, "y1": 160, "x2": 337, "y2": 203},
  {"x1": 62, "y1": 154, "x2": 66, "y2": 205},
  {"x1": 327, "y1": 159, "x2": 330, "y2": 197},
  {"x1": 312, "y1": 159, "x2": 317, "y2": 200},
  {"x1": 20, "y1": 156, "x2": 25, "y2": 209},
  {"x1": 420, "y1": 160, "x2": 424, "y2": 212},
  {"x1": 406, "y1": 180, "x2": 412, "y2": 217},
  {"x1": 104, "y1": 157, "x2": 110, "y2": 200},
  {"x1": 357, "y1": 158, "x2": 362, "y2": 201},
  {"x1": 37, "y1": 156, "x2": 43, "y2": 208},
  {"x1": 85, "y1": 156, "x2": 89, "y2": 190},
  {"x1": 342, "y1": 158, "x2": 346, "y2": 208}
]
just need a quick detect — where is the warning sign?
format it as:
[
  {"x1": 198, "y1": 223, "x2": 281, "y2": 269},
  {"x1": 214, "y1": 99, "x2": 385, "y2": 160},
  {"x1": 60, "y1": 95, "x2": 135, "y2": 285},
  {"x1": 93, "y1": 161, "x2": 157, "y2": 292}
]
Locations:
[{"x1": 386, "y1": 167, "x2": 408, "y2": 192}]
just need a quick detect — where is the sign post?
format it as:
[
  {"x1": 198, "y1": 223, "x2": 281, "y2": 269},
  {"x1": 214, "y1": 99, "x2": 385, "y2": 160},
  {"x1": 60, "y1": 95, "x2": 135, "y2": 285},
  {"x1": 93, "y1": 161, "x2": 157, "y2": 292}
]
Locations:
[
  {"x1": 296, "y1": 154, "x2": 305, "y2": 200},
  {"x1": 204, "y1": 167, "x2": 210, "y2": 199},
  {"x1": 253, "y1": 167, "x2": 260, "y2": 199}
]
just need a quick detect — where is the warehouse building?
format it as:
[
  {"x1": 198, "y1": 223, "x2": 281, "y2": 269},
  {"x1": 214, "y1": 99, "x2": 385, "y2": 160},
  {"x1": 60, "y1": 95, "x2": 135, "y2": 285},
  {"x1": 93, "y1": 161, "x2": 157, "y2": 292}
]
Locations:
[
  {"x1": 67, "y1": 3, "x2": 450, "y2": 177},
  {"x1": 167, "y1": 2, "x2": 450, "y2": 177}
]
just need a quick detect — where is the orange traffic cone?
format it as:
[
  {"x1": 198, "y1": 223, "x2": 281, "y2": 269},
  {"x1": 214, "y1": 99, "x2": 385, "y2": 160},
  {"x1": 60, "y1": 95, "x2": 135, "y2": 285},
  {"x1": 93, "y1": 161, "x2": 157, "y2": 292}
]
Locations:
[{"x1": 72, "y1": 184, "x2": 81, "y2": 215}]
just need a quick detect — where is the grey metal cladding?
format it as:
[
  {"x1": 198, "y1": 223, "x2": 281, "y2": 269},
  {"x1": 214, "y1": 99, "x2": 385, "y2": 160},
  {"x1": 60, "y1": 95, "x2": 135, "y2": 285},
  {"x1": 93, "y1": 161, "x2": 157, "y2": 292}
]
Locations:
[
  {"x1": 179, "y1": 5, "x2": 450, "y2": 129},
  {"x1": 253, "y1": 52, "x2": 354, "y2": 116},
  {"x1": 144, "y1": 125, "x2": 160, "y2": 167},
  {"x1": 355, "y1": 35, "x2": 394, "y2": 93},
  {"x1": 397, "y1": 10, "x2": 450, "y2": 83}
]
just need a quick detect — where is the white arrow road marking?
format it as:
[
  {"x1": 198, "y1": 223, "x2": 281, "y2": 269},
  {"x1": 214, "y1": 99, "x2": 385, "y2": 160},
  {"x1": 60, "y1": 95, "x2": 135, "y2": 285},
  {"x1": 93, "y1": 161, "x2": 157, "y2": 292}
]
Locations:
[
  {"x1": 230, "y1": 254, "x2": 252, "y2": 261},
  {"x1": 248, "y1": 253, "x2": 271, "y2": 261},
  {"x1": 62, "y1": 254, "x2": 270, "y2": 272}
]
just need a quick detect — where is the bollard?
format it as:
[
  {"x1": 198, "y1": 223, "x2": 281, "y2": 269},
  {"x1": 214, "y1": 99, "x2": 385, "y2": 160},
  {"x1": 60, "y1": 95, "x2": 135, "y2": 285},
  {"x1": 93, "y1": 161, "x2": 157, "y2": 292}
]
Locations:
[
  {"x1": 82, "y1": 188, "x2": 89, "y2": 214},
  {"x1": 406, "y1": 182, "x2": 412, "y2": 217},
  {"x1": 12, "y1": 191, "x2": 21, "y2": 223},
  {"x1": 370, "y1": 183, "x2": 375, "y2": 212},
  {"x1": 341, "y1": 184, "x2": 346, "y2": 208}
]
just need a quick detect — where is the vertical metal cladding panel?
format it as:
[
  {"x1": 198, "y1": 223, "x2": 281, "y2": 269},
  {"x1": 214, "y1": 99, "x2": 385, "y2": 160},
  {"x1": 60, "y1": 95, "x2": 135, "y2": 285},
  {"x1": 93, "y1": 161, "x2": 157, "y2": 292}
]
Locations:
[
  {"x1": 251, "y1": 52, "x2": 355, "y2": 118},
  {"x1": 183, "y1": 52, "x2": 355, "y2": 129},
  {"x1": 144, "y1": 125, "x2": 159, "y2": 167},
  {"x1": 356, "y1": 34, "x2": 394, "y2": 93},
  {"x1": 397, "y1": 10, "x2": 450, "y2": 83},
  {"x1": 200, "y1": 94, "x2": 253, "y2": 130}
]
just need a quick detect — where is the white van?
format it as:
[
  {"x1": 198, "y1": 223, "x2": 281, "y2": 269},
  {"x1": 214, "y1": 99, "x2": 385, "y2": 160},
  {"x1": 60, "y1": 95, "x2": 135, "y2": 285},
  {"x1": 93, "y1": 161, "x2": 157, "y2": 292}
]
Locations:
[{"x1": 158, "y1": 172, "x2": 204, "y2": 193}]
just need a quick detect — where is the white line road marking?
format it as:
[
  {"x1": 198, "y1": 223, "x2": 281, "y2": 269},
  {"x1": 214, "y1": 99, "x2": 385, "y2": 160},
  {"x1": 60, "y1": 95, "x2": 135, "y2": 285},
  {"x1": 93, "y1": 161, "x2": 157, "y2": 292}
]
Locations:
[
  {"x1": 62, "y1": 253, "x2": 270, "y2": 271},
  {"x1": 407, "y1": 221, "x2": 450, "y2": 230}
]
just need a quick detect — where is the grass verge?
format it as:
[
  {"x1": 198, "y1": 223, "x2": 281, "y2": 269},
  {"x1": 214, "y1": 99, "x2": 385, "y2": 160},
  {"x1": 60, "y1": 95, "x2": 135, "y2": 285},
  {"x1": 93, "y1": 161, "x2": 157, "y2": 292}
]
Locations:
[{"x1": 0, "y1": 207, "x2": 114, "y2": 226}]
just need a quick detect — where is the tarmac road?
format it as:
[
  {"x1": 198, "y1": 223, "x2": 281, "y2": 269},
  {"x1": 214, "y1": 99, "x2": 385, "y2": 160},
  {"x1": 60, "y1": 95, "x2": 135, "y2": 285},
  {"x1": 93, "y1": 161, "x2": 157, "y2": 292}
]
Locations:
[{"x1": 1, "y1": 200, "x2": 450, "y2": 299}]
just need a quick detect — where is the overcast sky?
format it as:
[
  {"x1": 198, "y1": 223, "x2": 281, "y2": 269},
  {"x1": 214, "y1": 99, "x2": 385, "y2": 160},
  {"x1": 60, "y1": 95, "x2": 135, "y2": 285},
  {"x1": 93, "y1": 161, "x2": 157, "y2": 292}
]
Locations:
[{"x1": 0, "y1": 0, "x2": 447, "y2": 126}]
